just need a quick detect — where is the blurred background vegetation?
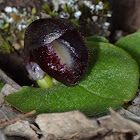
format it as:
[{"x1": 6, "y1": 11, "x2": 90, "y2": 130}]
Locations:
[{"x1": 0, "y1": 0, "x2": 111, "y2": 54}]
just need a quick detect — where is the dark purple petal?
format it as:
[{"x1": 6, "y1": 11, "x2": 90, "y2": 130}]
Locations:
[{"x1": 24, "y1": 18, "x2": 89, "y2": 86}]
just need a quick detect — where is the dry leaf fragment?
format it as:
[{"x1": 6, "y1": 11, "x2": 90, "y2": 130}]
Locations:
[
  {"x1": 1, "y1": 84, "x2": 18, "y2": 97},
  {"x1": 118, "y1": 107, "x2": 138, "y2": 117},
  {"x1": 117, "y1": 108, "x2": 140, "y2": 123},
  {"x1": 4, "y1": 120, "x2": 38, "y2": 140},
  {"x1": 0, "y1": 110, "x2": 8, "y2": 123},
  {"x1": 0, "y1": 131, "x2": 5, "y2": 140},
  {"x1": 1, "y1": 110, "x2": 140, "y2": 140},
  {"x1": 128, "y1": 105, "x2": 140, "y2": 116},
  {"x1": 127, "y1": 92, "x2": 140, "y2": 116},
  {"x1": 99, "y1": 109, "x2": 140, "y2": 134},
  {"x1": 35, "y1": 110, "x2": 99, "y2": 139}
]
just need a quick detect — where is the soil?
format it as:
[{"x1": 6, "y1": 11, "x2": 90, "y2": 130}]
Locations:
[{"x1": 0, "y1": 52, "x2": 34, "y2": 86}]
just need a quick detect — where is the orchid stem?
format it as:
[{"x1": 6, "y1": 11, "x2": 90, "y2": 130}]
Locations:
[
  {"x1": 36, "y1": 74, "x2": 60, "y2": 88},
  {"x1": 36, "y1": 74, "x2": 54, "y2": 88}
]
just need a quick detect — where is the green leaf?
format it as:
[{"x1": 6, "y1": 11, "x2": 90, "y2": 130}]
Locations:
[
  {"x1": 5, "y1": 85, "x2": 123, "y2": 116},
  {"x1": 7, "y1": 36, "x2": 14, "y2": 42},
  {"x1": 70, "y1": 19, "x2": 80, "y2": 27},
  {"x1": 103, "y1": 2, "x2": 109, "y2": 10},
  {"x1": 115, "y1": 32, "x2": 140, "y2": 69},
  {"x1": 2, "y1": 23, "x2": 9, "y2": 29},
  {"x1": 0, "y1": 80, "x2": 6, "y2": 92},
  {"x1": 95, "y1": 0, "x2": 100, "y2": 5},
  {"x1": 63, "y1": 4, "x2": 72, "y2": 13},
  {"x1": 137, "y1": 28, "x2": 140, "y2": 32},
  {"x1": 67, "y1": 5, "x2": 72, "y2": 13},
  {"x1": 81, "y1": 42, "x2": 139, "y2": 101},
  {"x1": 0, "y1": 35, "x2": 13, "y2": 53},
  {"x1": 44, "y1": 4, "x2": 51, "y2": 14},
  {"x1": 32, "y1": 7, "x2": 37, "y2": 15},
  {"x1": 63, "y1": 3, "x2": 67, "y2": 13},
  {"x1": 6, "y1": 42, "x2": 139, "y2": 116},
  {"x1": 85, "y1": 35, "x2": 109, "y2": 43},
  {"x1": 50, "y1": 10, "x2": 56, "y2": 17}
]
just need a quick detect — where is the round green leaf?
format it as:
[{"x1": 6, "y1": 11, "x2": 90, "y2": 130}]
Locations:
[
  {"x1": 85, "y1": 35, "x2": 109, "y2": 43},
  {"x1": 137, "y1": 28, "x2": 140, "y2": 32},
  {"x1": 0, "y1": 80, "x2": 5, "y2": 91},
  {"x1": 5, "y1": 85, "x2": 123, "y2": 116},
  {"x1": 80, "y1": 42, "x2": 139, "y2": 101},
  {"x1": 5, "y1": 42, "x2": 139, "y2": 116},
  {"x1": 115, "y1": 32, "x2": 140, "y2": 69}
]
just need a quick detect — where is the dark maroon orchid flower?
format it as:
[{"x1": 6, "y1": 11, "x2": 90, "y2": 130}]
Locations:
[{"x1": 24, "y1": 18, "x2": 89, "y2": 86}]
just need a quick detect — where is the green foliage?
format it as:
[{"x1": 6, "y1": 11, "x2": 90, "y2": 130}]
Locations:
[
  {"x1": 44, "y1": 4, "x2": 58, "y2": 17},
  {"x1": 136, "y1": 28, "x2": 140, "y2": 32},
  {"x1": 63, "y1": 3, "x2": 72, "y2": 14},
  {"x1": 31, "y1": 7, "x2": 37, "y2": 15},
  {"x1": 6, "y1": 42, "x2": 139, "y2": 116},
  {"x1": 85, "y1": 35, "x2": 109, "y2": 43},
  {"x1": 0, "y1": 35, "x2": 13, "y2": 53},
  {"x1": 0, "y1": 80, "x2": 6, "y2": 92},
  {"x1": 5, "y1": 85, "x2": 123, "y2": 116},
  {"x1": 0, "y1": 0, "x2": 111, "y2": 54},
  {"x1": 0, "y1": 7, "x2": 38, "y2": 54},
  {"x1": 115, "y1": 32, "x2": 140, "y2": 70},
  {"x1": 44, "y1": 3, "x2": 51, "y2": 14},
  {"x1": 43, "y1": 0, "x2": 111, "y2": 35}
]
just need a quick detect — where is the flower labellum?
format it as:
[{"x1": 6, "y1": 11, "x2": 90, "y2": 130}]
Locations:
[{"x1": 24, "y1": 18, "x2": 89, "y2": 86}]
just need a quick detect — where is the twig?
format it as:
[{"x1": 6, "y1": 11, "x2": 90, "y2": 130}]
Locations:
[
  {"x1": 0, "y1": 110, "x2": 36, "y2": 127},
  {"x1": 124, "y1": 115, "x2": 140, "y2": 124},
  {"x1": 0, "y1": 69, "x2": 21, "y2": 90}
]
